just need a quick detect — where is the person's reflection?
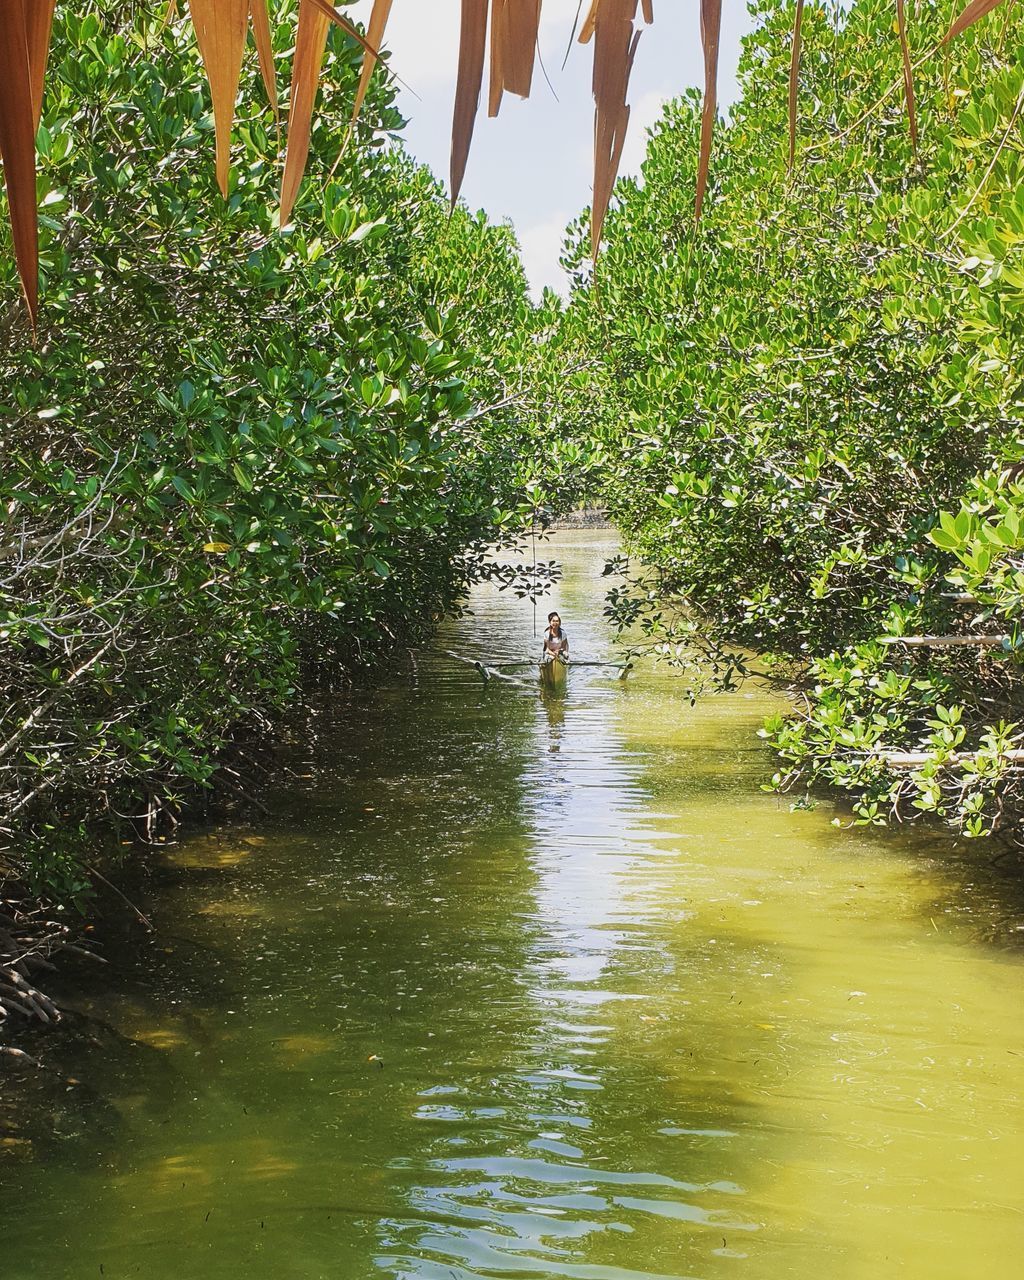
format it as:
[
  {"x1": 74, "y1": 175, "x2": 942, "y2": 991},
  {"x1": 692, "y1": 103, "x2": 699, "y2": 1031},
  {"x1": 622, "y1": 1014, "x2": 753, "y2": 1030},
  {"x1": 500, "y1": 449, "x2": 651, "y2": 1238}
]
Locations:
[{"x1": 540, "y1": 685, "x2": 566, "y2": 752}]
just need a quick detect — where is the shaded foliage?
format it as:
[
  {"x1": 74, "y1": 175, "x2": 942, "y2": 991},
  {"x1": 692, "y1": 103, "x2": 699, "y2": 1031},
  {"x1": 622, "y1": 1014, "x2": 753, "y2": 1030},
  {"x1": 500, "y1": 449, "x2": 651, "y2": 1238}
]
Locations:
[{"x1": 0, "y1": 5, "x2": 532, "y2": 920}]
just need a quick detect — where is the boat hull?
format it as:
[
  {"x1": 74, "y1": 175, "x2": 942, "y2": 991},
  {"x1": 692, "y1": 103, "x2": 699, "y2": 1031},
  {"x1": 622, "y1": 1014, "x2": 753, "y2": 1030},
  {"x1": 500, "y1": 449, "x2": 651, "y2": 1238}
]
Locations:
[{"x1": 539, "y1": 655, "x2": 568, "y2": 688}]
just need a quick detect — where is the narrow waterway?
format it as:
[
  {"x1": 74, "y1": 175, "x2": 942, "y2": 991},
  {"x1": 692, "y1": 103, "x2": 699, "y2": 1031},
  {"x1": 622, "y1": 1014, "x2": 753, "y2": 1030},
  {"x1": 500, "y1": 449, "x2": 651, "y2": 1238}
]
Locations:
[{"x1": 4, "y1": 532, "x2": 1024, "y2": 1279}]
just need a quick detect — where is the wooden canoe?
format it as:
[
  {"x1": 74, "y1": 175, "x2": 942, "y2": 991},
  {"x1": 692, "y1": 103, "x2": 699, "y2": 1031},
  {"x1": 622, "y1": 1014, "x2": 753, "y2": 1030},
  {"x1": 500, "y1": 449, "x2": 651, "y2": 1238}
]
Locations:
[{"x1": 539, "y1": 654, "x2": 568, "y2": 688}]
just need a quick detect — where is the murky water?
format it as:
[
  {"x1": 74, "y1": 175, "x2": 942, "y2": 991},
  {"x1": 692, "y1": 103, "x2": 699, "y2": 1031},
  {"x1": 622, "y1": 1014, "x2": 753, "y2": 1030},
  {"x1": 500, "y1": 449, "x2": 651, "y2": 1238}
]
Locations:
[{"x1": 4, "y1": 533, "x2": 1024, "y2": 1279}]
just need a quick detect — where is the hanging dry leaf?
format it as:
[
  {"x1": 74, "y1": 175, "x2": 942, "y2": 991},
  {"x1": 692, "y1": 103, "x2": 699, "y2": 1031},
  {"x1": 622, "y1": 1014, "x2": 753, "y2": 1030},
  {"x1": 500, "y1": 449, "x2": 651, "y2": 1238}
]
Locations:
[
  {"x1": 347, "y1": 0, "x2": 393, "y2": 136},
  {"x1": 5, "y1": 0, "x2": 1013, "y2": 324},
  {"x1": 249, "y1": 0, "x2": 279, "y2": 122},
  {"x1": 896, "y1": 0, "x2": 918, "y2": 155},
  {"x1": 25, "y1": 0, "x2": 56, "y2": 130},
  {"x1": 302, "y1": 0, "x2": 385, "y2": 60},
  {"x1": 160, "y1": 0, "x2": 180, "y2": 35},
  {"x1": 579, "y1": 0, "x2": 600, "y2": 44},
  {"x1": 451, "y1": 0, "x2": 489, "y2": 205},
  {"x1": 0, "y1": 0, "x2": 39, "y2": 324},
  {"x1": 281, "y1": 0, "x2": 331, "y2": 226},
  {"x1": 188, "y1": 0, "x2": 248, "y2": 197},
  {"x1": 695, "y1": 0, "x2": 721, "y2": 221},
  {"x1": 492, "y1": 0, "x2": 542, "y2": 101},
  {"x1": 787, "y1": 0, "x2": 804, "y2": 171},
  {"x1": 943, "y1": 0, "x2": 1009, "y2": 43},
  {"x1": 590, "y1": 0, "x2": 646, "y2": 258},
  {"x1": 489, "y1": 0, "x2": 505, "y2": 117}
]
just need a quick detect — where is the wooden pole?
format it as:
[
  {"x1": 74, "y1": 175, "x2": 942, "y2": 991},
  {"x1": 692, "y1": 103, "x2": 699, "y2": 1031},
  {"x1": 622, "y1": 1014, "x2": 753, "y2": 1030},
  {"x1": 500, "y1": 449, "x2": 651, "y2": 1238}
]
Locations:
[
  {"x1": 878, "y1": 634, "x2": 1011, "y2": 649},
  {"x1": 862, "y1": 748, "x2": 1024, "y2": 768}
]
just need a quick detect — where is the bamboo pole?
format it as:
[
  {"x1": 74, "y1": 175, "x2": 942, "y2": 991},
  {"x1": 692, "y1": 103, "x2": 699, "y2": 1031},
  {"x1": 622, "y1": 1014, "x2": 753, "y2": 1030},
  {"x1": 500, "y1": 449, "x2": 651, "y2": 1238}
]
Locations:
[
  {"x1": 488, "y1": 659, "x2": 632, "y2": 669},
  {"x1": 438, "y1": 651, "x2": 632, "y2": 682},
  {"x1": 865, "y1": 748, "x2": 1024, "y2": 767},
  {"x1": 439, "y1": 650, "x2": 522, "y2": 684},
  {"x1": 878, "y1": 634, "x2": 1011, "y2": 649}
]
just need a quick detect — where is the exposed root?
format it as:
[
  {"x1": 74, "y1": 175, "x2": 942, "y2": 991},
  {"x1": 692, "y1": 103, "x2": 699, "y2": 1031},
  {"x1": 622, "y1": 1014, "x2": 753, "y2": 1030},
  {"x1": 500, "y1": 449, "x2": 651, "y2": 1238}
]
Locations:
[
  {"x1": 0, "y1": 1045, "x2": 42, "y2": 1068},
  {"x1": 0, "y1": 885, "x2": 101, "y2": 1035}
]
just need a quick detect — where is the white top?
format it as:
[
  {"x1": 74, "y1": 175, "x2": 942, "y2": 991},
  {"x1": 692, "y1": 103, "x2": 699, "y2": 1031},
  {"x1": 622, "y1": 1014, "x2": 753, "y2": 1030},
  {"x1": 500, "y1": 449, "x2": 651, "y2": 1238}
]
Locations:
[{"x1": 543, "y1": 627, "x2": 568, "y2": 656}]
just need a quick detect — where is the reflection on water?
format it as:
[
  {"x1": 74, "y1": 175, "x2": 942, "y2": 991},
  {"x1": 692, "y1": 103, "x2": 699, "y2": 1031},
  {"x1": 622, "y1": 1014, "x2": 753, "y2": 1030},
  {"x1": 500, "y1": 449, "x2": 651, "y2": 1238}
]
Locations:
[{"x1": 3, "y1": 532, "x2": 1024, "y2": 1280}]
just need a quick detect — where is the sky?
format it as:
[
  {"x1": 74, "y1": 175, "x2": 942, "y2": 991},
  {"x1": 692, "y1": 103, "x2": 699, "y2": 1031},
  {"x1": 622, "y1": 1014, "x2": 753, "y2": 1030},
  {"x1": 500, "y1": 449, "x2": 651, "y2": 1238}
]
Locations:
[{"x1": 347, "y1": 1, "x2": 759, "y2": 297}]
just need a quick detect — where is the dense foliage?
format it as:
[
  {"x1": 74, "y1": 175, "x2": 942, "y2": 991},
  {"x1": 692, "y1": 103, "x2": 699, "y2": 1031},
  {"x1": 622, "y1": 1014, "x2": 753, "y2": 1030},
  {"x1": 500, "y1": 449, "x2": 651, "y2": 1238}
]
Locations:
[
  {"x1": 0, "y1": 5, "x2": 533, "y2": 908},
  {"x1": 551, "y1": 0, "x2": 1024, "y2": 843}
]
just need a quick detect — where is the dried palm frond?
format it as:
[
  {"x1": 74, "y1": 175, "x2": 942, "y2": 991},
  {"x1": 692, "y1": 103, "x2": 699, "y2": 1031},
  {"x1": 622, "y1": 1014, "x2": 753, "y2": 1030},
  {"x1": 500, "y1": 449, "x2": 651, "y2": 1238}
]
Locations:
[
  {"x1": 250, "y1": 0, "x2": 280, "y2": 122},
  {"x1": 188, "y1": 0, "x2": 249, "y2": 197},
  {"x1": 280, "y1": 0, "x2": 332, "y2": 227},
  {"x1": 347, "y1": 0, "x2": 393, "y2": 139},
  {"x1": 489, "y1": 0, "x2": 505, "y2": 117},
  {"x1": 501, "y1": 0, "x2": 543, "y2": 99},
  {"x1": 695, "y1": 0, "x2": 721, "y2": 221},
  {"x1": 0, "y1": 0, "x2": 1016, "y2": 319},
  {"x1": 584, "y1": 0, "x2": 648, "y2": 259},
  {"x1": 579, "y1": 0, "x2": 600, "y2": 45},
  {"x1": 944, "y1": 0, "x2": 1008, "y2": 43},
  {"x1": 896, "y1": 0, "x2": 918, "y2": 156},
  {"x1": 787, "y1": 0, "x2": 804, "y2": 171},
  {"x1": 26, "y1": 0, "x2": 56, "y2": 129},
  {"x1": 0, "y1": 0, "x2": 45, "y2": 324},
  {"x1": 451, "y1": 0, "x2": 489, "y2": 206}
]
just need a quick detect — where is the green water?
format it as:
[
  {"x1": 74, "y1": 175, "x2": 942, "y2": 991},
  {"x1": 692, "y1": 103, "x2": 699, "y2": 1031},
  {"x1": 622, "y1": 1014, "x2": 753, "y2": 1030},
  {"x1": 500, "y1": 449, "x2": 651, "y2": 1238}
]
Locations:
[{"x1": 4, "y1": 532, "x2": 1024, "y2": 1279}]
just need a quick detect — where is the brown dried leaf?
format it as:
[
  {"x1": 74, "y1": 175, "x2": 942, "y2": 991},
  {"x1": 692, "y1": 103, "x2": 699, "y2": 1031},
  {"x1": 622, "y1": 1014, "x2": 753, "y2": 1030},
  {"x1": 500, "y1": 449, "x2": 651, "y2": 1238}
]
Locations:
[
  {"x1": 188, "y1": 0, "x2": 248, "y2": 197},
  {"x1": 493, "y1": 0, "x2": 542, "y2": 101},
  {"x1": 302, "y1": 0, "x2": 383, "y2": 60},
  {"x1": 25, "y1": 0, "x2": 56, "y2": 129},
  {"x1": 943, "y1": 0, "x2": 1008, "y2": 44},
  {"x1": 451, "y1": 0, "x2": 489, "y2": 206},
  {"x1": 787, "y1": 0, "x2": 804, "y2": 171},
  {"x1": 579, "y1": 0, "x2": 600, "y2": 44},
  {"x1": 488, "y1": 0, "x2": 505, "y2": 117},
  {"x1": 0, "y1": 0, "x2": 39, "y2": 324},
  {"x1": 896, "y1": 0, "x2": 918, "y2": 156},
  {"x1": 591, "y1": 0, "x2": 643, "y2": 259},
  {"x1": 695, "y1": 0, "x2": 721, "y2": 221},
  {"x1": 281, "y1": 0, "x2": 331, "y2": 226},
  {"x1": 160, "y1": 0, "x2": 179, "y2": 35},
  {"x1": 249, "y1": 0, "x2": 279, "y2": 122},
  {"x1": 348, "y1": 0, "x2": 393, "y2": 133}
]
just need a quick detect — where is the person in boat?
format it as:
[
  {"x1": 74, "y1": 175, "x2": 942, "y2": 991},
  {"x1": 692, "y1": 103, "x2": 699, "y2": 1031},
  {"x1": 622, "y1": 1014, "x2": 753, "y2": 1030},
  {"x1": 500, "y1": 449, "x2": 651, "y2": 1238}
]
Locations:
[{"x1": 542, "y1": 611, "x2": 569, "y2": 664}]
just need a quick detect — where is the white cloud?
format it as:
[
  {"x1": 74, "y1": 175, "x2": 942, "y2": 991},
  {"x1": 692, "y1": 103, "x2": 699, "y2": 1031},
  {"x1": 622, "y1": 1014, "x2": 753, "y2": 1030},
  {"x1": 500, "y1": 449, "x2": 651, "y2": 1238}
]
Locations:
[
  {"x1": 517, "y1": 213, "x2": 573, "y2": 299},
  {"x1": 346, "y1": 0, "x2": 461, "y2": 89}
]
